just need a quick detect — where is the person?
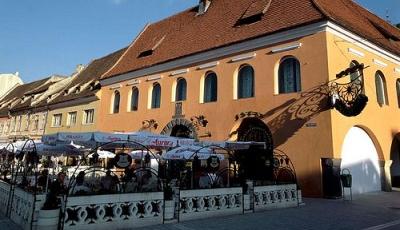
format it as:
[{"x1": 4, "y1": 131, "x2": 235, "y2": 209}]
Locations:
[
  {"x1": 72, "y1": 171, "x2": 91, "y2": 195},
  {"x1": 141, "y1": 171, "x2": 159, "y2": 192},
  {"x1": 43, "y1": 172, "x2": 66, "y2": 210},
  {"x1": 38, "y1": 169, "x2": 49, "y2": 191},
  {"x1": 124, "y1": 176, "x2": 138, "y2": 193},
  {"x1": 19, "y1": 176, "x2": 30, "y2": 189},
  {"x1": 199, "y1": 173, "x2": 211, "y2": 189},
  {"x1": 100, "y1": 170, "x2": 116, "y2": 193}
]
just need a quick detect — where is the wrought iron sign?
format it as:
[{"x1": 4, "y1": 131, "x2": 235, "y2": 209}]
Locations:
[
  {"x1": 329, "y1": 63, "x2": 368, "y2": 117},
  {"x1": 114, "y1": 153, "x2": 132, "y2": 169}
]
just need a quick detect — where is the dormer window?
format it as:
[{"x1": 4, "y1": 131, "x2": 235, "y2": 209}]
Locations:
[
  {"x1": 197, "y1": 0, "x2": 211, "y2": 15},
  {"x1": 235, "y1": 0, "x2": 271, "y2": 26},
  {"x1": 138, "y1": 35, "x2": 166, "y2": 58}
]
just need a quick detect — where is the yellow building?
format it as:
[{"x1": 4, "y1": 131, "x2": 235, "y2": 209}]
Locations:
[
  {"x1": 96, "y1": 0, "x2": 400, "y2": 197},
  {"x1": 45, "y1": 48, "x2": 126, "y2": 134}
]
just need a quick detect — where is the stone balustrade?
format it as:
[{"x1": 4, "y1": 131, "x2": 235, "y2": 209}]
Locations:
[
  {"x1": 0, "y1": 181, "x2": 301, "y2": 230},
  {"x1": 0, "y1": 180, "x2": 46, "y2": 230},
  {"x1": 179, "y1": 187, "x2": 243, "y2": 221},
  {"x1": 63, "y1": 192, "x2": 164, "y2": 230},
  {"x1": 253, "y1": 184, "x2": 298, "y2": 211}
]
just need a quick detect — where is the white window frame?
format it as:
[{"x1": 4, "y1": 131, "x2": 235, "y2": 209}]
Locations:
[
  {"x1": 52, "y1": 114, "x2": 62, "y2": 127},
  {"x1": 83, "y1": 109, "x2": 94, "y2": 125},
  {"x1": 67, "y1": 111, "x2": 77, "y2": 126}
]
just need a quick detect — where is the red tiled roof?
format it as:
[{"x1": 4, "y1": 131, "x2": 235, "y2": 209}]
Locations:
[
  {"x1": 0, "y1": 78, "x2": 53, "y2": 116},
  {"x1": 102, "y1": 0, "x2": 325, "y2": 79},
  {"x1": 102, "y1": 0, "x2": 400, "y2": 80},
  {"x1": 48, "y1": 47, "x2": 127, "y2": 105},
  {"x1": 313, "y1": 0, "x2": 400, "y2": 55}
]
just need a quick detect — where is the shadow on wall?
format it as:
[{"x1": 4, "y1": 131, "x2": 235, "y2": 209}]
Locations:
[
  {"x1": 390, "y1": 134, "x2": 400, "y2": 187},
  {"x1": 342, "y1": 160, "x2": 381, "y2": 195},
  {"x1": 262, "y1": 83, "x2": 331, "y2": 147}
]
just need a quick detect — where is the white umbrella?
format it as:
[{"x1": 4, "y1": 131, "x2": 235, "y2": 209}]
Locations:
[
  {"x1": 162, "y1": 146, "x2": 224, "y2": 160},
  {"x1": 88, "y1": 150, "x2": 115, "y2": 159},
  {"x1": 129, "y1": 150, "x2": 160, "y2": 159},
  {"x1": 128, "y1": 131, "x2": 178, "y2": 148}
]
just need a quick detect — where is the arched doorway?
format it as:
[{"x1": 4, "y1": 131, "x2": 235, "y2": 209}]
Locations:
[
  {"x1": 234, "y1": 117, "x2": 274, "y2": 181},
  {"x1": 160, "y1": 118, "x2": 197, "y2": 139},
  {"x1": 340, "y1": 127, "x2": 381, "y2": 194},
  {"x1": 390, "y1": 134, "x2": 400, "y2": 188},
  {"x1": 170, "y1": 125, "x2": 191, "y2": 138}
]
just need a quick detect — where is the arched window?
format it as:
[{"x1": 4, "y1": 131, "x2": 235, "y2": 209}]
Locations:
[
  {"x1": 278, "y1": 57, "x2": 301, "y2": 93},
  {"x1": 151, "y1": 83, "x2": 161, "y2": 109},
  {"x1": 130, "y1": 87, "x2": 139, "y2": 111},
  {"x1": 375, "y1": 71, "x2": 388, "y2": 106},
  {"x1": 204, "y1": 72, "x2": 218, "y2": 102},
  {"x1": 112, "y1": 90, "x2": 120, "y2": 114},
  {"x1": 175, "y1": 78, "x2": 187, "y2": 101},
  {"x1": 238, "y1": 65, "x2": 254, "y2": 99},
  {"x1": 396, "y1": 79, "x2": 400, "y2": 108}
]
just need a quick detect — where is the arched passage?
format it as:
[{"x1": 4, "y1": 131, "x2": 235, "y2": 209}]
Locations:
[
  {"x1": 160, "y1": 118, "x2": 197, "y2": 139},
  {"x1": 390, "y1": 134, "x2": 400, "y2": 188},
  {"x1": 232, "y1": 117, "x2": 274, "y2": 181},
  {"x1": 340, "y1": 126, "x2": 382, "y2": 194}
]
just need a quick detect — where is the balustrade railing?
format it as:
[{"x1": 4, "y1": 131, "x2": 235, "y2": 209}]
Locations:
[
  {"x1": 63, "y1": 192, "x2": 164, "y2": 230},
  {"x1": 0, "y1": 180, "x2": 301, "y2": 230},
  {"x1": 179, "y1": 187, "x2": 243, "y2": 221},
  {"x1": 253, "y1": 184, "x2": 298, "y2": 211}
]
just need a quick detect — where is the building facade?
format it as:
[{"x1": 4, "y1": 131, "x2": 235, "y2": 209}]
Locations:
[
  {"x1": 0, "y1": 72, "x2": 23, "y2": 99},
  {"x1": 97, "y1": 0, "x2": 400, "y2": 196},
  {"x1": 0, "y1": 76, "x2": 67, "y2": 142},
  {"x1": 45, "y1": 49, "x2": 126, "y2": 134}
]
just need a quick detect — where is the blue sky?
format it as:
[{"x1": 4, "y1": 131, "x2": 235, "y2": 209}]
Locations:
[{"x1": 0, "y1": 0, "x2": 399, "y2": 83}]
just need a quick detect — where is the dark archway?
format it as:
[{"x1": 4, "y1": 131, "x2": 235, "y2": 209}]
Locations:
[
  {"x1": 390, "y1": 134, "x2": 400, "y2": 188},
  {"x1": 160, "y1": 118, "x2": 198, "y2": 139},
  {"x1": 235, "y1": 117, "x2": 274, "y2": 182},
  {"x1": 170, "y1": 125, "x2": 191, "y2": 138}
]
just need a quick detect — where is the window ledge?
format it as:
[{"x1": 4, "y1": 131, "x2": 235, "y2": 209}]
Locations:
[{"x1": 82, "y1": 123, "x2": 94, "y2": 126}]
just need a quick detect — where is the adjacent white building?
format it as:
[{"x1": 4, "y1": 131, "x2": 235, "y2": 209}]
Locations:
[{"x1": 0, "y1": 72, "x2": 23, "y2": 99}]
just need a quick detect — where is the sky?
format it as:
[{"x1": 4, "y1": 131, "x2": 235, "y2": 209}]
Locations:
[{"x1": 0, "y1": 0, "x2": 399, "y2": 83}]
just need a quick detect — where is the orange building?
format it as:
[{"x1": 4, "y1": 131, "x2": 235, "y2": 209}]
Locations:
[{"x1": 97, "y1": 0, "x2": 400, "y2": 197}]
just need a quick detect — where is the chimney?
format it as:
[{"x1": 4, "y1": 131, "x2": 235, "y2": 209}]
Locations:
[
  {"x1": 197, "y1": 0, "x2": 211, "y2": 15},
  {"x1": 75, "y1": 64, "x2": 85, "y2": 73}
]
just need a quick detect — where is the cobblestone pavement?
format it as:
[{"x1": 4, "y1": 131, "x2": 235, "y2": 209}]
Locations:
[{"x1": 1, "y1": 191, "x2": 400, "y2": 230}]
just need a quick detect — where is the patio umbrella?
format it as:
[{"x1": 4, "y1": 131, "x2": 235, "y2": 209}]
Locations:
[
  {"x1": 36, "y1": 142, "x2": 86, "y2": 156},
  {"x1": 162, "y1": 146, "x2": 224, "y2": 160},
  {"x1": 129, "y1": 150, "x2": 160, "y2": 159},
  {"x1": 88, "y1": 150, "x2": 116, "y2": 159}
]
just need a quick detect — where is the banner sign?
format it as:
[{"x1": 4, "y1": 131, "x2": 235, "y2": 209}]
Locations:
[{"x1": 94, "y1": 132, "x2": 129, "y2": 143}]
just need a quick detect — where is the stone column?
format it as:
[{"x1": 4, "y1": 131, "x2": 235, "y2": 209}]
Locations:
[{"x1": 380, "y1": 160, "x2": 393, "y2": 192}]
